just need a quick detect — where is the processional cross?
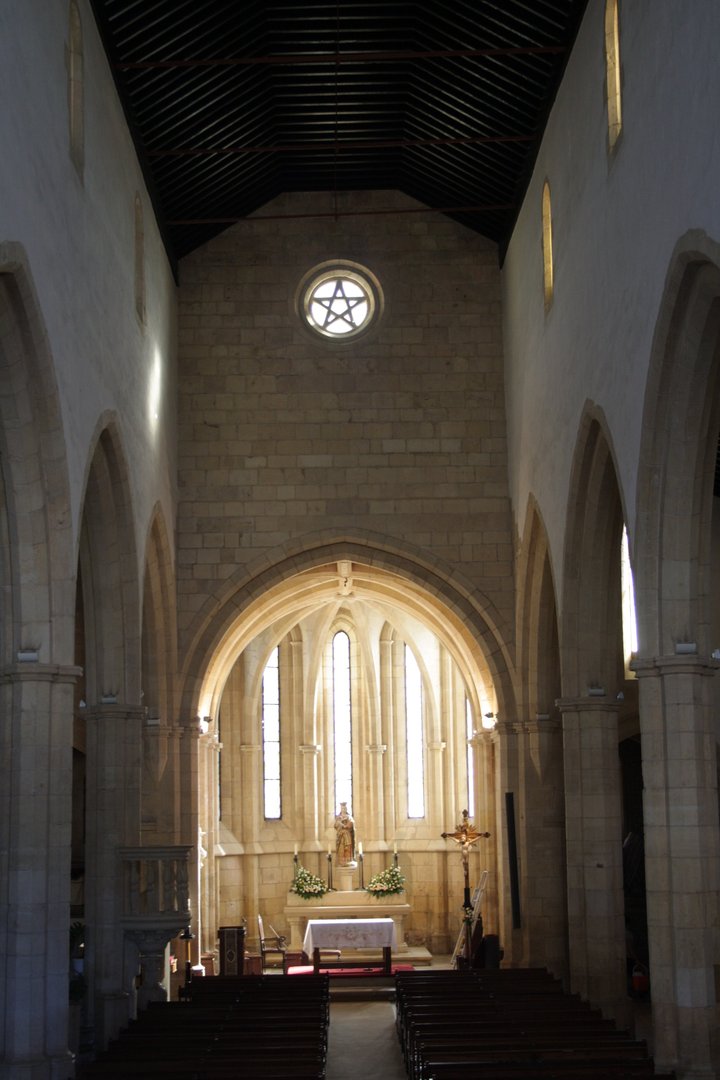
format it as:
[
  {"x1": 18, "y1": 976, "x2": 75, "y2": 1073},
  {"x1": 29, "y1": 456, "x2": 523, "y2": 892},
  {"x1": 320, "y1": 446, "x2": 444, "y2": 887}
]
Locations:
[{"x1": 442, "y1": 810, "x2": 491, "y2": 965}]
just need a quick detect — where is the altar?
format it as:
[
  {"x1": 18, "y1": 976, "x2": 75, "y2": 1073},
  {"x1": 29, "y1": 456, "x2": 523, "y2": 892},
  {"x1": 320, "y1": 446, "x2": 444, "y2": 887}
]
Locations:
[
  {"x1": 283, "y1": 889, "x2": 411, "y2": 952},
  {"x1": 303, "y1": 917, "x2": 397, "y2": 973}
]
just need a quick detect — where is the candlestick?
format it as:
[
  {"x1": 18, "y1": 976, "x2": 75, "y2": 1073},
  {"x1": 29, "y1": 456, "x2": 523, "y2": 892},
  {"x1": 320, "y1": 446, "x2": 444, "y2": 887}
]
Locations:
[
  {"x1": 326, "y1": 850, "x2": 333, "y2": 890},
  {"x1": 359, "y1": 849, "x2": 364, "y2": 889}
]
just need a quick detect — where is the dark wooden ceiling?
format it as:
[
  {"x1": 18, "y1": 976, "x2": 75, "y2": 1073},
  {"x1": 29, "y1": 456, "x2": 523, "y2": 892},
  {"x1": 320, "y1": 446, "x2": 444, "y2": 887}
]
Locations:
[{"x1": 90, "y1": 0, "x2": 588, "y2": 267}]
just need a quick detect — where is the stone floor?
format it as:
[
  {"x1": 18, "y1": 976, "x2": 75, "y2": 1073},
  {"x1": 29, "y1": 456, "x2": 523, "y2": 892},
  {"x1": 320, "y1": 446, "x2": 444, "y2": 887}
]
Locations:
[{"x1": 326, "y1": 999, "x2": 407, "y2": 1080}]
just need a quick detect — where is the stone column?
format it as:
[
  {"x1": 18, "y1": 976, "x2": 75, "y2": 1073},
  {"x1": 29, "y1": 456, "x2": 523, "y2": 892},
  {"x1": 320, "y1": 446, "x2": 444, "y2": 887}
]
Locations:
[
  {"x1": 379, "y1": 638, "x2": 397, "y2": 843},
  {"x1": 519, "y1": 715, "x2": 567, "y2": 981},
  {"x1": 199, "y1": 725, "x2": 221, "y2": 958},
  {"x1": 298, "y1": 744, "x2": 321, "y2": 843},
  {"x1": 633, "y1": 654, "x2": 720, "y2": 1080},
  {"x1": 558, "y1": 697, "x2": 627, "y2": 1024},
  {"x1": 473, "y1": 730, "x2": 498, "y2": 935},
  {"x1": 491, "y1": 717, "x2": 523, "y2": 965},
  {"x1": 84, "y1": 702, "x2": 144, "y2": 1049},
  {"x1": 365, "y1": 743, "x2": 387, "y2": 843},
  {"x1": 179, "y1": 716, "x2": 201, "y2": 968},
  {"x1": 0, "y1": 662, "x2": 80, "y2": 1080}
]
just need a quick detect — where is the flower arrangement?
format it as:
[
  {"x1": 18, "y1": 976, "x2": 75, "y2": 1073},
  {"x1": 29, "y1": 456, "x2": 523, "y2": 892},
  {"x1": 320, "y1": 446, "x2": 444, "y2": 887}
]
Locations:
[
  {"x1": 290, "y1": 865, "x2": 329, "y2": 900},
  {"x1": 365, "y1": 864, "x2": 405, "y2": 898}
]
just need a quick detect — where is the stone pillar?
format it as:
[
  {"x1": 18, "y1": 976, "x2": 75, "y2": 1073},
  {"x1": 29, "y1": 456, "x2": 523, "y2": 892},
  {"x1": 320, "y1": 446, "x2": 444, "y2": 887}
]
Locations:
[
  {"x1": 474, "y1": 730, "x2": 498, "y2": 935},
  {"x1": 299, "y1": 744, "x2": 321, "y2": 843},
  {"x1": 519, "y1": 716, "x2": 568, "y2": 981},
  {"x1": 199, "y1": 725, "x2": 221, "y2": 957},
  {"x1": 379, "y1": 638, "x2": 397, "y2": 843},
  {"x1": 141, "y1": 716, "x2": 176, "y2": 843},
  {"x1": 558, "y1": 697, "x2": 627, "y2": 1024},
  {"x1": 365, "y1": 744, "x2": 387, "y2": 843},
  {"x1": 84, "y1": 702, "x2": 144, "y2": 1049},
  {"x1": 491, "y1": 717, "x2": 523, "y2": 965},
  {"x1": 633, "y1": 654, "x2": 720, "y2": 1080},
  {"x1": 0, "y1": 663, "x2": 79, "y2": 1080},
  {"x1": 179, "y1": 716, "x2": 201, "y2": 968}
]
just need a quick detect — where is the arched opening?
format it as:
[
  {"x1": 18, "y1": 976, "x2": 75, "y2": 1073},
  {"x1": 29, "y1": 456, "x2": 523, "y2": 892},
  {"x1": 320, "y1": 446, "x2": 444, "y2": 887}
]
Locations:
[
  {"x1": 633, "y1": 238, "x2": 720, "y2": 1074},
  {"x1": 184, "y1": 552, "x2": 512, "y2": 966},
  {"x1": 561, "y1": 408, "x2": 635, "y2": 1022}
]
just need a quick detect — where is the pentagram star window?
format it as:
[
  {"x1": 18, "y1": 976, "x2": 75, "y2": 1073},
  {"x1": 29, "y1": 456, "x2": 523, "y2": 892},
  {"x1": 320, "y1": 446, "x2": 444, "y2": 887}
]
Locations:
[{"x1": 299, "y1": 263, "x2": 382, "y2": 341}]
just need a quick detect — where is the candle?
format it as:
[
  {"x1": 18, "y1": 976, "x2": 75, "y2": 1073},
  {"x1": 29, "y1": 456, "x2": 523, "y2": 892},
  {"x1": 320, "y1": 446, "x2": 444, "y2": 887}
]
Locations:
[
  {"x1": 294, "y1": 843, "x2": 298, "y2": 856},
  {"x1": 328, "y1": 845, "x2": 332, "y2": 857},
  {"x1": 393, "y1": 841, "x2": 397, "y2": 855},
  {"x1": 358, "y1": 841, "x2": 363, "y2": 856}
]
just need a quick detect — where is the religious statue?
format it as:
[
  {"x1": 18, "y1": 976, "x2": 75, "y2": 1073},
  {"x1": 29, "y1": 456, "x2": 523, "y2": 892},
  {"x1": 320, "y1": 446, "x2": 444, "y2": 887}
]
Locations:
[{"x1": 334, "y1": 802, "x2": 356, "y2": 865}]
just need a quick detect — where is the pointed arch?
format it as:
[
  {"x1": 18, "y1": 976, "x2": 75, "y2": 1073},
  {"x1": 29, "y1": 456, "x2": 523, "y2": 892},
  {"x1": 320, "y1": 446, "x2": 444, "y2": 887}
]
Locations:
[
  {"x1": 77, "y1": 417, "x2": 140, "y2": 704},
  {"x1": 141, "y1": 504, "x2": 177, "y2": 723},
  {"x1": 635, "y1": 232, "x2": 720, "y2": 655},
  {"x1": 562, "y1": 405, "x2": 627, "y2": 697},
  {"x1": 179, "y1": 531, "x2": 517, "y2": 726},
  {"x1": 516, "y1": 496, "x2": 561, "y2": 720}
]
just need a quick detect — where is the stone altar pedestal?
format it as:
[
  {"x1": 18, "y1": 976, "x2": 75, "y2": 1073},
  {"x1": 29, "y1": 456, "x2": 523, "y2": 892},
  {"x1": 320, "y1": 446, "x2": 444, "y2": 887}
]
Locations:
[{"x1": 284, "y1": 889, "x2": 412, "y2": 952}]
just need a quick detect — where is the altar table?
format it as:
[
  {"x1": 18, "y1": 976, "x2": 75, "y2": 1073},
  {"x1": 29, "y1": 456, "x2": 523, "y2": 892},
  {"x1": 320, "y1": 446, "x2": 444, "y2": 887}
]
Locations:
[{"x1": 302, "y1": 918, "x2": 398, "y2": 974}]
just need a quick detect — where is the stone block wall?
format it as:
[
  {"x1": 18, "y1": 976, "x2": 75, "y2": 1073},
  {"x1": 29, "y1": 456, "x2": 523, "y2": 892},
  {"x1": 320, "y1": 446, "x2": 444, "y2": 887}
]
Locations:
[{"x1": 176, "y1": 189, "x2": 514, "y2": 657}]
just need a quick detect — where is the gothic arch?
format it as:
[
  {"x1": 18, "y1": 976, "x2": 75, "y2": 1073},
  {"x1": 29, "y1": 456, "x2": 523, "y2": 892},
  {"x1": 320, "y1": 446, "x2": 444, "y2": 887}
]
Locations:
[
  {"x1": 179, "y1": 534, "x2": 517, "y2": 728},
  {"x1": 0, "y1": 246, "x2": 75, "y2": 1075},
  {"x1": 0, "y1": 244, "x2": 74, "y2": 663},
  {"x1": 635, "y1": 231, "x2": 720, "y2": 656},
  {"x1": 562, "y1": 404, "x2": 627, "y2": 698},
  {"x1": 77, "y1": 417, "x2": 141, "y2": 704},
  {"x1": 631, "y1": 231, "x2": 720, "y2": 1075},
  {"x1": 516, "y1": 496, "x2": 561, "y2": 721},
  {"x1": 141, "y1": 504, "x2": 178, "y2": 723}
]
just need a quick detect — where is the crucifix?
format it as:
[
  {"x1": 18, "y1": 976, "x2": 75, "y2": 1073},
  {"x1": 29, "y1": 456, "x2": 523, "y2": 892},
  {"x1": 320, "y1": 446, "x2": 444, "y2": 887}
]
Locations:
[{"x1": 442, "y1": 809, "x2": 490, "y2": 966}]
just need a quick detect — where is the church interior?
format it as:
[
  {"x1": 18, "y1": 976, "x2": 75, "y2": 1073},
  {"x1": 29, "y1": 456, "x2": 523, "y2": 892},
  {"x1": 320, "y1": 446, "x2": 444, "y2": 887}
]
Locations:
[{"x1": 2, "y1": 1, "x2": 720, "y2": 1077}]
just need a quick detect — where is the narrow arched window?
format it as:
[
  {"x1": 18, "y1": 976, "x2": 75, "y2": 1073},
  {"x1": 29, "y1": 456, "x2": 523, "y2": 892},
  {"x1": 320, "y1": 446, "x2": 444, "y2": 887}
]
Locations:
[
  {"x1": 68, "y1": 0, "x2": 84, "y2": 175},
  {"x1": 134, "y1": 194, "x2": 146, "y2": 326},
  {"x1": 262, "y1": 646, "x2": 281, "y2": 819},
  {"x1": 465, "y1": 697, "x2": 476, "y2": 819},
  {"x1": 405, "y1": 644, "x2": 425, "y2": 818},
  {"x1": 333, "y1": 631, "x2": 353, "y2": 813},
  {"x1": 621, "y1": 525, "x2": 638, "y2": 676},
  {"x1": 542, "y1": 181, "x2": 554, "y2": 311},
  {"x1": 605, "y1": 0, "x2": 622, "y2": 151}
]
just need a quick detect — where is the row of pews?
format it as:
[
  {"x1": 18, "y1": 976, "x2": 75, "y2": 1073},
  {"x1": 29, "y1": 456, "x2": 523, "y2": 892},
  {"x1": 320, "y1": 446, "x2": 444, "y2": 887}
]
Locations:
[
  {"x1": 395, "y1": 968, "x2": 676, "y2": 1080},
  {"x1": 77, "y1": 975, "x2": 330, "y2": 1080}
]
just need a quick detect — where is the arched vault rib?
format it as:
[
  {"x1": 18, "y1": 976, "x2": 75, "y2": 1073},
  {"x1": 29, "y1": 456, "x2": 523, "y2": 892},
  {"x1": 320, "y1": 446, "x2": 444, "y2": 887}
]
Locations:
[{"x1": 182, "y1": 557, "x2": 515, "y2": 724}]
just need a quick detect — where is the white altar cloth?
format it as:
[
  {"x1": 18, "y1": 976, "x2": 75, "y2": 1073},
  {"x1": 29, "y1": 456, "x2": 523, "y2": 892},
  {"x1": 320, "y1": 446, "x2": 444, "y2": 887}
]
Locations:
[{"x1": 303, "y1": 917, "x2": 398, "y2": 954}]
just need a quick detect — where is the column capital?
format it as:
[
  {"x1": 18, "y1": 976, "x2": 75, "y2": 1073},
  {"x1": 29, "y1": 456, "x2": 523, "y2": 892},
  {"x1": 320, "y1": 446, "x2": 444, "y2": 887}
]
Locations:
[
  {"x1": 522, "y1": 715, "x2": 562, "y2": 734},
  {"x1": 85, "y1": 702, "x2": 146, "y2": 722},
  {"x1": 2, "y1": 662, "x2": 83, "y2": 684},
  {"x1": 299, "y1": 743, "x2": 322, "y2": 755},
  {"x1": 239, "y1": 742, "x2": 261, "y2": 755},
  {"x1": 555, "y1": 695, "x2": 619, "y2": 714},
  {"x1": 631, "y1": 653, "x2": 718, "y2": 678}
]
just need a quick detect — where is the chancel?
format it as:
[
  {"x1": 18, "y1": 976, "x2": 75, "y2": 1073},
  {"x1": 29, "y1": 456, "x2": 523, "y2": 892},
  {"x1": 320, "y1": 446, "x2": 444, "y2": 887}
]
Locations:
[{"x1": 2, "y1": 3, "x2": 720, "y2": 1079}]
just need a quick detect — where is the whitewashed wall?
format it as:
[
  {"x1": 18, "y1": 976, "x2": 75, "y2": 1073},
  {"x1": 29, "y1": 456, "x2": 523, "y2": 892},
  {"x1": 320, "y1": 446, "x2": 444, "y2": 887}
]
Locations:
[
  {"x1": 0, "y1": 0, "x2": 177, "y2": 565},
  {"x1": 503, "y1": 0, "x2": 720, "y2": 591}
]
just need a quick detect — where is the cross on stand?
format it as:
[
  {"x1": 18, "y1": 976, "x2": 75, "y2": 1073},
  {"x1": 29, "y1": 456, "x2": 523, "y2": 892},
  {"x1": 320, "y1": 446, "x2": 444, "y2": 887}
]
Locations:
[{"x1": 441, "y1": 809, "x2": 490, "y2": 968}]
